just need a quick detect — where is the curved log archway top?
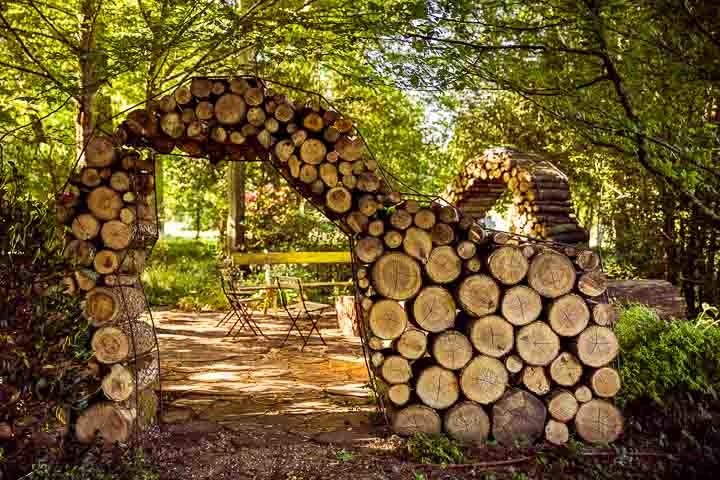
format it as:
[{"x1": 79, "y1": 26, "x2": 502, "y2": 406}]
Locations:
[
  {"x1": 57, "y1": 76, "x2": 621, "y2": 447},
  {"x1": 443, "y1": 148, "x2": 589, "y2": 244}
]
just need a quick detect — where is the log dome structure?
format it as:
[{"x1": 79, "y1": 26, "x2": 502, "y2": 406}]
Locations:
[
  {"x1": 56, "y1": 76, "x2": 622, "y2": 447},
  {"x1": 443, "y1": 148, "x2": 589, "y2": 244}
]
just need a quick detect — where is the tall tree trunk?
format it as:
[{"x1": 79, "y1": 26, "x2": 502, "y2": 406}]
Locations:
[
  {"x1": 76, "y1": 0, "x2": 104, "y2": 164},
  {"x1": 226, "y1": 162, "x2": 246, "y2": 251}
]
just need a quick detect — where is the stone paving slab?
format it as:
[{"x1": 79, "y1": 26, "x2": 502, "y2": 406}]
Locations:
[{"x1": 150, "y1": 310, "x2": 378, "y2": 433}]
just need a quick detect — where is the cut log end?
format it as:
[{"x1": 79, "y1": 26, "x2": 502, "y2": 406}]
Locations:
[
  {"x1": 575, "y1": 400, "x2": 623, "y2": 443},
  {"x1": 416, "y1": 366, "x2": 459, "y2": 410},
  {"x1": 392, "y1": 405, "x2": 442, "y2": 436},
  {"x1": 469, "y1": 315, "x2": 514, "y2": 358},
  {"x1": 413, "y1": 286, "x2": 456, "y2": 332},
  {"x1": 432, "y1": 331, "x2": 473, "y2": 370},
  {"x1": 492, "y1": 389, "x2": 547, "y2": 446},
  {"x1": 444, "y1": 401, "x2": 490, "y2": 444},
  {"x1": 460, "y1": 355, "x2": 508, "y2": 404}
]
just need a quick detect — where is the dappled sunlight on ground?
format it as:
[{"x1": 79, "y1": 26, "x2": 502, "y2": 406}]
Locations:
[{"x1": 149, "y1": 309, "x2": 378, "y2": 436}]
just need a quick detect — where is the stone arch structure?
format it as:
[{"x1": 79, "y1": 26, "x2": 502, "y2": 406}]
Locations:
[
  {"x1": 57, "y1": 76, "x2": 622, "y2": 447},
  {"x1": 443, "y1": 148, "x2": 588, "y2": 244}
]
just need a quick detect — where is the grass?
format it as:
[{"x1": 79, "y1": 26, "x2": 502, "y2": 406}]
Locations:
[{"x1": 142, "y1": 237, "x2": 227, "y2": 311}]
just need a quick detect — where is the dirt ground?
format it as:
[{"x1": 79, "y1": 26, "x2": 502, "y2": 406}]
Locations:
[{"x1": 140, "y1": 310, "x2": 720, "y2": 480}]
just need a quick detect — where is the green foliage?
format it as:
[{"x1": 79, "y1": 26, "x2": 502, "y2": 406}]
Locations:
[
  {"x1": 142, "y1": 238, "x2": 226, "y2": 311},
  {"x1": 617, "y1": 305, "x2": 720, "y2": 403},
  {"x1": 334, "y1": 449, "x2": 353, "y2": 462},
  {"x1": 406, "y1": 433, "x2": 463, "y2": 465},
  {"x1": 30, "y1": 450, "x2": 158, "y2": 480}
]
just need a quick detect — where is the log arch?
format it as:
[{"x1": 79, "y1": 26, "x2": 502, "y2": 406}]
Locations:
[
  {"x1": 56, "y1": 75, "x2": 621, "y2": 447},
  {"x1": 443, "y1": 148, "x2": 588, "y2": 243}
]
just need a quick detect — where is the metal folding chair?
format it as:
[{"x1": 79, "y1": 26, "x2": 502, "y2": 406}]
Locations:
[
  {"x1": 218, "y1": 267, "x2": 265, "y2": 338},
  {"x1": 275, "y1": 276, "x2": 332, "y2": 350}
]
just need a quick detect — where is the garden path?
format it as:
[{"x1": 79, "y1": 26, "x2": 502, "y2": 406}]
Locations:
[{"x1": 149, "y1": 309, "x2": 380, "y2": 441}]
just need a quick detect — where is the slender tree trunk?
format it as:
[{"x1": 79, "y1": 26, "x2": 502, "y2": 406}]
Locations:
[
  {"x1": 195, "y1": 206, "x2": 201, "y2": 240},
  {"x1": 76, "y1": 0, "x2": 103, "y2": 163},
  {"x1": 226, "y1": 162, "x2": 246, "y2": 251}
]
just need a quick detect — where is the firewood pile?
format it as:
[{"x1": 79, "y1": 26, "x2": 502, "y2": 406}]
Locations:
[
  {"x1": 443, "y1": 148, "x2": 589, "y2": 244},
  {"x1": 57, "y1": 76, "x2": 622, "y2": 446}
]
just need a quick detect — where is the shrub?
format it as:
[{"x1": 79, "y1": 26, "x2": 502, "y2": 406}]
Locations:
[
  {"x1": 142, "y1": 238, "x2": 227, "y2": 311},
  {"x1": 617, "y1": 304, "x2": 720, "y2": 403},
  {"x1": 406, "y1": 433, "x2": 464, "y2": 465}
]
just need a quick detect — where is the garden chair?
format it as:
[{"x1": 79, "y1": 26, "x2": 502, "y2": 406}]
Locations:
[
  {"x1": 218, "y1": 266, "x2": 265, "y2": 338},
  {"x1": 275, "y1": 276, "x2": 333, "y2": 351}
]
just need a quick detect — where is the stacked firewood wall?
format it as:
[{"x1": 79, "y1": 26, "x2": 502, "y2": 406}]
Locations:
[
  {"x1": 443, "y1": 148, "x2": 589, "y2": 244},
  {"x1": 56, "y1": 143, "x2": 160, "y2": 444},
  {"x1": 58, "y1": 76, "x2": 622, "y2": 446}
]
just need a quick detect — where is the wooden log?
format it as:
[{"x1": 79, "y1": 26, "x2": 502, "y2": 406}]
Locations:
[
  {"x1": 368, "y1": 299, "x2": 407, "y2": 340},
  {"x1": 357, "y1": 172, "x2": 380, "y2": 192},
  {"x1": 460, "y1": 355, "x2": 508, "y2": 404},
  {"x1": 576, "y1": 250, "x2": 601, "y2": 271},
  {"x1": 274, "y1": 102, "x2": 295, "y2": 123},
  {"x1": 416, "y1": 366, "x2": 459, "y2": 409},
  {"x1": 456, "y1": 240, "x2": 476, "y2": 260},
  {"x1": 501, "y1": 285, "x2": 542, "y2": 326},
  {"x1": 412, "y1": 286, "x2": 456, "y2": 332},
  {"x1": 576, "y1": 326, "x2": 619, "y2": 367},
  {"x1": 74, "y1": 268, "x2": 99, "y2": 291},
  {"x1": 414, "y1": 209, "x2": 436, "y2": 230},
  {"x1": 64, "y1": 239, "x2": 96, "y2": 266},
  {"x1": 388, "y1": 384, "x2": 411, "y2": 406},
  {"x1": 195, "y1": 101, "x2": 214, "y2": 121},
  {"x1": 75, "y1": 402, "x2": 133, "y2": 444},
  {"x1": 381, "y1": 355, "x2": 412, "y2": 384},
  {"x1": 299, "y1": 163, "x2": 318, "y2": 184},
  {"x1": 70, "y1": 213, "x2": 100, "y2": 240},
  {"x1": 190, "y1": 78, "x2": 212, "y2": 99},
  {"x1": 457, "y1": 274, "x2": 501, "y2": 317},
  {"x1": 545, "y1": 420, "x2": 569, "y2": 445},
  {"x1": 431, "y1": 223, "x2": 455, "y2": 245},
  {"x1": 578, "y1": 271, "x2": 608, "y2": 297},
  {"x1": 300, "y1": 138, "x2": 326, "y2": 164},
  {"x1": 368, "y1": 336, "x2": 392, "y2": 351},
  {"x1": 101, "y1": 363, "x2": 134, "y2": 401},
  {"x1": 396, "y1": 329, "x2": 427, "y2": 360},
  {"x1": 91, "y1": 322, "x2": 155, "y2": 364},
  {"x1": 83, "y1": 286, "x2": 145, "y2": 327},
  {"x1": 368, "y1": 219, "x2": 384, "y2": 237},
  {"x1": 383, "y1": 230, "x2": 403, "y2": 249},
  {"x1": 575, "y1": 385, "x2": 593, "y2": 403},
  {"x1": 505, "y1": 355, "x2": 524, "y2": 374},
  {"x1": 326, "y1": 186, "x2": 352, "y2": 213},
  {"x1": 468, "y1": 315, "x2": 514, "y2": 358},
  {"x1": 575, "y1": 400, "x2": 623, "y2": 443},
  {"x1": 548, "y1": 294, "x2": 590, "y2": 337},
  {"x1": 522, "y1": 366, "x2": 550, "y2": 396},
  {"x1": 215, "y1": 94, "x2": 246, "y2": 125},
  {"x1": 607, "y1": 279, "x2": 687, "y2": 319},
  {"x1": 160, "y1": 112, "x2": 184, "y2": 139},
  {"x1": 358, "y1": 195, "x2": 378, "y2": 217},
  {"x1": 402, "y1": 227, "x2": 432, "y2": 262},
  {"x1": 432, "y1": 331, "x2": 473, "y2": 370},
  {"x1": 527, "y1": 252, "x2": 576, "y2": 298},
  {"x1": 492, "y1": 389, "x2": 546, "y2": 446},
  {"x1": 465, "y1": 256, "x2": 482, "y2": 273},
  {"x1": 94, "y1": 249, "x2": 120, "y2": 274},
  {"x1": 592, "y1": 303, "x2": 619, "y2": 326},
  {"x1": 549, "y1": 352, "x2": 583, "y2": 387},
  {"x1": 392, "y1": 405, "x2": 442, "y2": 436},
  {"x1": 516, "y1": 322, "x2": 560, "y2": 366},
  {"x1": 390, "y1": 209, "x2": 413, "y2": 230},
  {"x1": 319, "y1": 163, "x2": 339, "y2": 187},
  {"x1": 346, "y1": 212, "x2": 368, "y2": 234},
  {"x1": 104, "y1": 273, "x2": 139, "y2": 287},
  {"x1": 547, "y1": 390, "x2": 579, "y2": 423},
  {"x1": 546, "y1": 230, "x2": 589, "y2": 244},
  {"x1": 444, "y1": 401, "x2": 490, "y2": 444},
  {"x1": 372, "y1": 253, "x2": 422, "y2": 300},
  {"x1": 100, "y1": 221, "x2": 132, "y2": 250},
  {"x1": 119, "y1": 207, "x2": 135, "y2": 225},
  {"x1": 288, "y1": 156, "x2": 301, "y2": 178},
  {"x1": 244, "y1": 87, "x2": 264, "y2": 107},
  {"x1": 119, "y1": 250, "x2": 146, "y2": 274},
  {"x1": 85, "y1": 136, "x2": 115, "y2": 167},
  {"x1": 488, "y1": 246, "x2": 529, "y2": 285},
  {"x1": 88, "y1": 186, "x2": 123, "y2": 220},
  {"x1": 590, "y1": 367, "x2": 621, "y2": 398},
  {"x1": 355, "y1": 236, "x2": 384, "y2": 263},
  {"x1": 80, "y1": 167, "x2": 102, "y2": 187},
  {"x1": 335, "y1": 136, "x2": 364, "y2": 161},
  {"x1": 535, "y1": 189, "x2": 570, "y2": 201},
  {"x1": 425, "y1": 245, "x2": 462, "y2": 284}
]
